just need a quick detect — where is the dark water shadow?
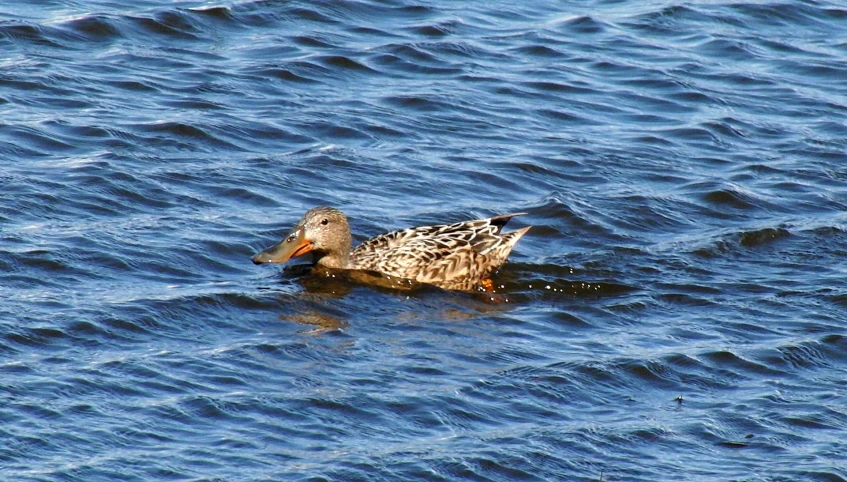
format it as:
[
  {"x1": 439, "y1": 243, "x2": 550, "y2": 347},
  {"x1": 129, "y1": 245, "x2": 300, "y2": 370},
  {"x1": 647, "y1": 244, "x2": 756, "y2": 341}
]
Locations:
[
  {"x1": 259, "y1": 264, "x2": 508, "y2": 333},
  {"x1": 260, "y1": 261, "x2": 638, "y2": 334}
]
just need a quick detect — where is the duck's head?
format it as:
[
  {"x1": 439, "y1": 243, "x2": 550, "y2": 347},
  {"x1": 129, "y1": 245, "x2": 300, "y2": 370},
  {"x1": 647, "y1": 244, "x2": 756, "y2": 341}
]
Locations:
[{"x1": 252, "y1": 206, "x2": 353, "y2": 269}]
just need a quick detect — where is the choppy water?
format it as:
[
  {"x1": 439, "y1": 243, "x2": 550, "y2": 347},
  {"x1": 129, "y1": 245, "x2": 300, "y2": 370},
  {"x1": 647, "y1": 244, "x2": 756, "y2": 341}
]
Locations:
[{"x1": 2, "y1": 1, "x2": 847, "y2": 480}]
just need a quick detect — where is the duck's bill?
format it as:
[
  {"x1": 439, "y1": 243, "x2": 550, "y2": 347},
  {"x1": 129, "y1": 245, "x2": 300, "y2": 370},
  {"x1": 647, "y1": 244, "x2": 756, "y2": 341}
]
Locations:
[{"x1": 252, "y1": 229, "x2": 313, "y2": 264}]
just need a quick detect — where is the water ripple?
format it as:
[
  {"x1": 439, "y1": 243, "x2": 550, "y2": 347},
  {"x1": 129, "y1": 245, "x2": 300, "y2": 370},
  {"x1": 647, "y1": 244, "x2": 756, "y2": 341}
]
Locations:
[{"x1": 1, "y1": 0, "x2": 847, "y2": 480}]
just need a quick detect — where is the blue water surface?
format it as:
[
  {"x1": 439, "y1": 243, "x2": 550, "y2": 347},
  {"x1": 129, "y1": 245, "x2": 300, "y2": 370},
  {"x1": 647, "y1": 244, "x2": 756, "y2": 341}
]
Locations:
[{"x1": 1, "y1": 1, "x2": 846, "y2": 481}]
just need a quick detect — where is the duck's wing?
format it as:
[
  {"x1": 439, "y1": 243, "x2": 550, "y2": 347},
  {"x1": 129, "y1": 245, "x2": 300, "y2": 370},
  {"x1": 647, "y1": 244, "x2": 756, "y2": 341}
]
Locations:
[
  {"x1": 352, "y1": 212, "x2": 526, "y2": 255},
  {"x1": 349, "y1": 213, "x2": 529, "y2": 289}
]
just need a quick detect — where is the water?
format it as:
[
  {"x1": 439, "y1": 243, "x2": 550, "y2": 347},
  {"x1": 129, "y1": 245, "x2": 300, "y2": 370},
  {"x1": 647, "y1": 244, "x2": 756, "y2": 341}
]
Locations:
[{"x1": 2, "y1": 1, "x2": 846, "y2": 480}]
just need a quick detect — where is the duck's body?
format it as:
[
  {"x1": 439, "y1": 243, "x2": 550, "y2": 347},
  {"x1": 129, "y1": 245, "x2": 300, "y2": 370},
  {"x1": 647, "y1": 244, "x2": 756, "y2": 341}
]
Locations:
[{"x1": 252, "y1": 207, "x2": 530, "y2": 291}]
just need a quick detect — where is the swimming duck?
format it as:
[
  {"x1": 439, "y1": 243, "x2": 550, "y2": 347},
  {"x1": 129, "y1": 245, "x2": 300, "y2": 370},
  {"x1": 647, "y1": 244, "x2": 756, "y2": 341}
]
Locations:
[{"x1": 252, "y1": 207, "x2": 530, "y2": 291}]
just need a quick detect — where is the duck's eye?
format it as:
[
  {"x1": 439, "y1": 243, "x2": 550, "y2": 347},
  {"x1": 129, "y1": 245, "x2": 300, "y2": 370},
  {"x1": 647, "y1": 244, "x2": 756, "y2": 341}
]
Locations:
[{"x1": 320, "y1": 218, "x2": 329, "y2": 226}]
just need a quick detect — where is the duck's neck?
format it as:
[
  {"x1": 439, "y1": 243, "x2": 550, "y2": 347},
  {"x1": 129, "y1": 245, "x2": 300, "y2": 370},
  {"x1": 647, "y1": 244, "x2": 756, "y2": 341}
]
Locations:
[
  {"x1": 311, "y1": 229, "x2": 353, "y2": 269},
  {"x1": 313, "y1": 250, "x2": 350, "y2": 269}
]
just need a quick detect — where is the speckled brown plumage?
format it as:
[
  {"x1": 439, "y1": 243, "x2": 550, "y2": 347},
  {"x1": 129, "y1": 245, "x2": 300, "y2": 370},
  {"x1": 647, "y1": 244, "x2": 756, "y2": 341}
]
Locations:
[{"x1": 252, "y1": 207, "x2": 530, "y2": 291}]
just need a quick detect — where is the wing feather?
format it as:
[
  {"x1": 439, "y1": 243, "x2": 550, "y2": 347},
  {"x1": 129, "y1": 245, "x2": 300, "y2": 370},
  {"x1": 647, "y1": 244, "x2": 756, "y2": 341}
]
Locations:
[{"x1": 349, "y1": 213, "x2": 528, "y2": 290}]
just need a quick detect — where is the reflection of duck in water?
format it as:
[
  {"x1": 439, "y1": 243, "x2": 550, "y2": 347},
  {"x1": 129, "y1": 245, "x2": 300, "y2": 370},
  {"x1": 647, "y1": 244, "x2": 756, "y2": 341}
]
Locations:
[{"x1": 252, "y1": 207, "x2": 530, "y2": 292}]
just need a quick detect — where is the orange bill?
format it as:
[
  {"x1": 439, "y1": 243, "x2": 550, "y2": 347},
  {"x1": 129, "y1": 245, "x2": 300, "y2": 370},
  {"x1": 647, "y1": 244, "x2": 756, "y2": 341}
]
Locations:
[{"x1": 252, "y1": 228, "x2": 313, "y2": 264}]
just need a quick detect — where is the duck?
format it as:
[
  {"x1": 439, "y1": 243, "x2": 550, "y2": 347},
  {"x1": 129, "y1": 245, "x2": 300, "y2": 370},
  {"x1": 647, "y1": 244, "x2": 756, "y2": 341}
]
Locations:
[{"x1": 252, "y1": 207, "x2": 530, "y2": 291}]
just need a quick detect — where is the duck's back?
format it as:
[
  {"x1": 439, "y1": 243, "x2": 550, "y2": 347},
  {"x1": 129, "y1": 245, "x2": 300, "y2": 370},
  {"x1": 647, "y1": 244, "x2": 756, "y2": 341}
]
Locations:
[{"x1": 349, "y1": 214, "x2": 529, "y2": 291}]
